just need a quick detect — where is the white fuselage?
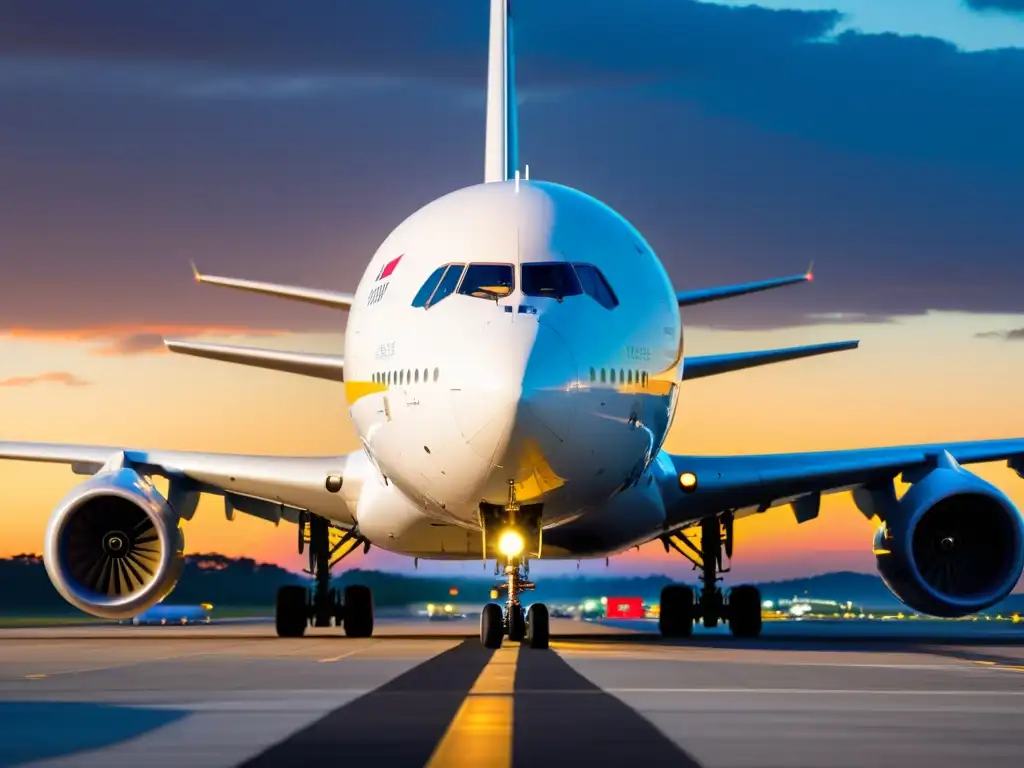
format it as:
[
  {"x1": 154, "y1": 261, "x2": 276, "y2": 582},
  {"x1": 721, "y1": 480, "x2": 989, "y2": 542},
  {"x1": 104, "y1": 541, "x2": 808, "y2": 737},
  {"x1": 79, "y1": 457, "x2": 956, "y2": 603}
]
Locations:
[{"x1": 341, "y1": 180, "x2": 685, "y2": 559}]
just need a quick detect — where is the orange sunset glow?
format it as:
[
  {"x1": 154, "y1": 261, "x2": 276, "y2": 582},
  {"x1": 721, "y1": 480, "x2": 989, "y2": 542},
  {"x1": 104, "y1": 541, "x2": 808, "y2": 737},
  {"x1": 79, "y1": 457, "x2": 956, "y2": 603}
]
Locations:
[{"x1": 3, "y1": 310, "x2": 1023, "y2": 585}]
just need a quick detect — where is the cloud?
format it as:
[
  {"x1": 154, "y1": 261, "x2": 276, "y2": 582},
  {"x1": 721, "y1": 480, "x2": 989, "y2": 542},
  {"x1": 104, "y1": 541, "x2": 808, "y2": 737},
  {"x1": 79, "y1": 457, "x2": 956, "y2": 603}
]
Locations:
[
  {"x1": 976, "y1": 328, "x2": 1024, "y2": 340},
  {"x1": 0, "y1": 1, "x2": 1022, "y2": 332},
  {"x1": 1, "y1": 326, "x2": 286, "y2": 356},
  {"x1": 964, "y1": 0, "x2": 1024, "y2": 14},
  {"x1": 0, "y1": 371, "x2": 91, "y2": 388}
]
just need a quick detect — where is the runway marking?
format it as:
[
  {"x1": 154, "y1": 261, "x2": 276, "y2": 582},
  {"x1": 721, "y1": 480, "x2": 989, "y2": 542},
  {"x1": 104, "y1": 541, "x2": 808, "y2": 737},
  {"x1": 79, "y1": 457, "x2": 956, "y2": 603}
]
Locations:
[
  {"x1": 12, "y1": 652, "x2": 216, "y2": 681},
  {"x1": 240, "y1": 639, "x2": 494, "y2": 766},
  {"x1": 317, "y1": 643, "x2": 377, "y2": 663},
  {"x1": 424, "y1": 643, "x2": 519, "y2": 768}
]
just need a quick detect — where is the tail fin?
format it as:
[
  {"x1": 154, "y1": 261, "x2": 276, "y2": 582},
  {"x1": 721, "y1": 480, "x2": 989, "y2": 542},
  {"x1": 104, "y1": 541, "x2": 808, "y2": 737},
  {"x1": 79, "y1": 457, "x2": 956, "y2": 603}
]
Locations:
[{"x1": 484, "y1": 0, "x2": 519, "y2": 183}]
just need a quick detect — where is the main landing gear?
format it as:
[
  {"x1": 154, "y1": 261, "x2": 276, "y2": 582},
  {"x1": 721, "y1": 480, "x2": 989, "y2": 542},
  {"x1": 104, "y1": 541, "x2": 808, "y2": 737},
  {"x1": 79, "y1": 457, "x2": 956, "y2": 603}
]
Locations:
[
  {"x1": 479, "y1": 483, "x2": 550, "y2": 650},
  {"x1": 659, "y1": 512, "x2": 763, "y2": 639},
  {"x1": 276, "y1": 512, "x2": 373, "y2": 638}
]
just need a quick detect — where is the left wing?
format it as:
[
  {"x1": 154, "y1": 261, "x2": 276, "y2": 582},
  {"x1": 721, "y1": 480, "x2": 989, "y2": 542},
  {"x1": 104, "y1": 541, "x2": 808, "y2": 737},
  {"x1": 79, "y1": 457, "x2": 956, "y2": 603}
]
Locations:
[
  {"x1": 0, "y1": 441, "x2": 367, "y2": 526},
  {"x1": 657, "y1": 438, "x2": 1024, "y2": 528}
]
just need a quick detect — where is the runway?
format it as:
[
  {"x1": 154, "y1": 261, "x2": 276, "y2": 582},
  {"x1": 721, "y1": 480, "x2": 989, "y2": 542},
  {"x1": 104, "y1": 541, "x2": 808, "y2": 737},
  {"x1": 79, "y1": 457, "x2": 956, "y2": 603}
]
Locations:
[{"x1": 1, "y1": 619, "x2": 1023, "y2": 767}]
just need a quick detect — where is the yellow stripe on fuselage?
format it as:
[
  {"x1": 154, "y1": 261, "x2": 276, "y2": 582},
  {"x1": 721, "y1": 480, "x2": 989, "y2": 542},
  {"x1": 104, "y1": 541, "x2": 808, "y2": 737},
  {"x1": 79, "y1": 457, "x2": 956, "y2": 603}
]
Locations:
[
  {"x1": 344, "y1": 380, "x2": 388, "y2": 404},
  {"x1": 425, "y1": 644, "x2": 519, "y2": 768}
]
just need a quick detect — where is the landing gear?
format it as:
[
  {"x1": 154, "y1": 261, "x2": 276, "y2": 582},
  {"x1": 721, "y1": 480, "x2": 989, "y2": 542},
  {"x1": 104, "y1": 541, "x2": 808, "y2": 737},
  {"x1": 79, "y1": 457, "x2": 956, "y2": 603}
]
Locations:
[
  {"x1": 660, "y1": 513, "x2": 763, "y2": 639},
  {"x1": 274, "y1": 512, "x2": 372, "y2": 638},
  {"x1": 477, "y1": 482, "x2": 550, "y2": 649},
  {"x1": 480, "y1": 603, "x2": 504, "y2": 649}
]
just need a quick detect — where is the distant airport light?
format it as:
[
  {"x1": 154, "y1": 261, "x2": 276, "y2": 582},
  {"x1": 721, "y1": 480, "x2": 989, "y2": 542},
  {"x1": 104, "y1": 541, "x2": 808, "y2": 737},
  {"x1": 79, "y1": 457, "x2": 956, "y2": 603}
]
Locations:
[
  {"x1": 498, "y1": 529, "x2": 525, "y2": 557},
  {"x1": 449, "y1": 587, "x2": 459, "y2": 596},
  {"x1": 679, "y1": 472, "x2": 698, "y2": 492}
]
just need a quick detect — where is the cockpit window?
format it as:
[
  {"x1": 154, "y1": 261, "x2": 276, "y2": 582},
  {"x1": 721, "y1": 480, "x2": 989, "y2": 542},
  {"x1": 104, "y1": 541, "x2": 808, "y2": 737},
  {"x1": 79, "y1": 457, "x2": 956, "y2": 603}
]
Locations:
[
  {"x1": 411, "y1": 265, "x2": 448, "y2": 308},
  {"x1": 573, "y1": 263, "x2": 619, "y2": 309},
  {"x1": 521, "y1": 262, "x2": 583, "y2": 300},
  {"x1": 425, "y1": 263, "x2": 465, "y2": 307},
  {"x1": 457, "y1": 263, "x2": 514, "y2": 300}
]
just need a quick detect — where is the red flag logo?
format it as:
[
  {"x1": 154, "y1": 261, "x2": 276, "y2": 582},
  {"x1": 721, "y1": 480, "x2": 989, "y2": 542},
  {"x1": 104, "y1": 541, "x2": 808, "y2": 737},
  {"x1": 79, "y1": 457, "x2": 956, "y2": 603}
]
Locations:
[{"x1": 376, "y1": 255, "x2": 403, "y2": 281}]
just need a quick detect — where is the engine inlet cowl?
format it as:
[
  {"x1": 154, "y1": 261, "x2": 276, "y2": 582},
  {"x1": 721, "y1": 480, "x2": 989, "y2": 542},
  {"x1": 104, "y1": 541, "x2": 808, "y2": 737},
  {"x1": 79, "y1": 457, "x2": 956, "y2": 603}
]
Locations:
[
  {"x1": 875, "y1": 466, "x2": 1024, "y2": 618},
  {"x1": 43, "y1": 469, "x2": 184, "y2": 620}
]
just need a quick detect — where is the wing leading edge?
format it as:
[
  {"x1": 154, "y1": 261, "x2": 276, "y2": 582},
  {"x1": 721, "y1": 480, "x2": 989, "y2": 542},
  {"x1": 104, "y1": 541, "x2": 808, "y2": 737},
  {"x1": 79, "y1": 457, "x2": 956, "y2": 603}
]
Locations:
[
  {"x1": 656, "y1": 438, "x2": 1024, "y2": 529},
  {"x1": 0, "y1": 441, "x2": 366, "y2": 527}
]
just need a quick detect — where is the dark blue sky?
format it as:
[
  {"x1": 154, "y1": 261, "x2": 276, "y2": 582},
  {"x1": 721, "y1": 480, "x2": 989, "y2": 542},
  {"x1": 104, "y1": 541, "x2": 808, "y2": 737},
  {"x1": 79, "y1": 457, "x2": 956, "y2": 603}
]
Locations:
[{"x1": 1, "y1": 0, "x2": 1022, "y2": 335}]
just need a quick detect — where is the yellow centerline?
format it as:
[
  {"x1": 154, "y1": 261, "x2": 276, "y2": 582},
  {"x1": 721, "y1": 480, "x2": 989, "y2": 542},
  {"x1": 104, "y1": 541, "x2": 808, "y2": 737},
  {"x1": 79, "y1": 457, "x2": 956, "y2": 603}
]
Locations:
[{"x1": 425, "y1": 643, "x2": 520, "y2": 768}]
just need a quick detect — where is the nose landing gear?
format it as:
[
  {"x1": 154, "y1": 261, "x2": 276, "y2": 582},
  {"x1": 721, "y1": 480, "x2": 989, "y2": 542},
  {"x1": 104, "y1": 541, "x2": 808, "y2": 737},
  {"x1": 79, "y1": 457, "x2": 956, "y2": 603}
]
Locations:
[
  {"x1": 275, "y1": 512, "x2": 373, "y2": 638},
  {"x1": 659, "y1": 512, "x2": 762, "y2": 639},
  {"x1": 478, "y1": 483, "x2": 550, "y2": 649}
]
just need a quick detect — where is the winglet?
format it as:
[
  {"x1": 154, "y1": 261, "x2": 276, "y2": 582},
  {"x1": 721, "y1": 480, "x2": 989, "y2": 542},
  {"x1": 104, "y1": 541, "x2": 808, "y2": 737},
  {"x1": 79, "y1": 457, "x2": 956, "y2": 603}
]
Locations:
[
  {"x1": 189, "y1": 260, "x2": 202, "y2": 283},
  {"x1": 806, "y1": 260, "x2": 814, "y2": 282}
]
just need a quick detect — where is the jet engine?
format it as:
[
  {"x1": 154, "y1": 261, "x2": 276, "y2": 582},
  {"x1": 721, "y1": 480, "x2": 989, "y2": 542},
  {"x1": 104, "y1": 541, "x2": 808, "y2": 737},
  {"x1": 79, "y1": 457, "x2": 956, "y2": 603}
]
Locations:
[
  {"x1": 43, "y1": 468, "x2": 185, "y2": 620},
  {"x1": 874, "y1": 465, "x2": 1024, "y2": 617}
]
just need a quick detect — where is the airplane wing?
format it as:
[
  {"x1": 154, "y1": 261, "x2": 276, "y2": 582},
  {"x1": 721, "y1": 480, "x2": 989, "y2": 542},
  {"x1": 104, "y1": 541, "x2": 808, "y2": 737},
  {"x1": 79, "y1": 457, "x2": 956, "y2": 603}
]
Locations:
[
  {"x1": 658, "y1": 438, "x2": 1024, "y2": 528},
  {"x1": 0, "y1": 441, "x2": 366, "y2": 526}
]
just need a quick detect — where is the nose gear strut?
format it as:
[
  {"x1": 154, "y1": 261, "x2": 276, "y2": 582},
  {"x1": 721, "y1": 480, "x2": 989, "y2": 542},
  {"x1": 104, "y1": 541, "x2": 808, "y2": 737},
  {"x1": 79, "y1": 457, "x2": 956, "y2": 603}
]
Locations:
[{"x1": 479, "y1": 482, "x2": 550, "y2": 649}]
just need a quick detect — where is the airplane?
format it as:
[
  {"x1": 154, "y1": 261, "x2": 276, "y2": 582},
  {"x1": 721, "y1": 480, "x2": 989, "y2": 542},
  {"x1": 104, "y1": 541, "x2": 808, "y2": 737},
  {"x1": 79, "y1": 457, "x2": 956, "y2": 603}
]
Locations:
[{"x1": 3, "y1": 0, "x2": 1024, "y2": 651}]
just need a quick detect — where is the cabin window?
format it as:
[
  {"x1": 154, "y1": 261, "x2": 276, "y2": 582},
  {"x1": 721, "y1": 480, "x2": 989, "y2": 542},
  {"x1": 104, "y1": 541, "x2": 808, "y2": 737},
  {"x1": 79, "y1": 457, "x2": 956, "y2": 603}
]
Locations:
[
  {"x1": 521, "y1": 262, "x2": 583, "y2": 300},
  {"x1": 458, "y1": 263, "x2": 515, "y2": 300},
  {"x1": 573, "y1": 263, "x2": 619, "y2": 309},
  {"x1": 426, "y1": 263, "x2": 466, "y2": 308},
  {"x1": 433, "y1": 367, "x2": 440, "y2": 382}
]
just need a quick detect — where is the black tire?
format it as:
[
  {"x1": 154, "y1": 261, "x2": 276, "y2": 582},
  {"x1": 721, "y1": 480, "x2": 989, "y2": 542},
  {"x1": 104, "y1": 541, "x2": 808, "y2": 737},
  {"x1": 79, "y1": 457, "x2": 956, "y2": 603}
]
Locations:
[
  {"x1": 728, "y1": 585, "x2": 762, "y2": 638},
  {"x1": 659, "y1": 584, "x2": 695, "y2": 638},
  {"x1": 343, "y1": 585, "x2": 374, "y2": 638},
  {"x1": 508, "y1": 605, "x2": 526, "y2": 641},
  {"x1": 276, "y1": 585, "x2": 308, "y2": 638},
  {"x1": 526, "y1": 603, "x2": 550, "y2": 649},
  {"x1": 480, "y1": 603, "x2": 504, "y2": 648}
]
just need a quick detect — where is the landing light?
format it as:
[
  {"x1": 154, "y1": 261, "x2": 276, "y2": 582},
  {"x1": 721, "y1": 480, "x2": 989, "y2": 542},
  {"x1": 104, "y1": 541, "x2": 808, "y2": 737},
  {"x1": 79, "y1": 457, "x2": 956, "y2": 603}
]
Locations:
[
  {"x1": 498, "y1": 529, "x2": 525, "y2": 557},
  {"x1": 679, "y1": 472, "x2": 698, "y2": 492}
]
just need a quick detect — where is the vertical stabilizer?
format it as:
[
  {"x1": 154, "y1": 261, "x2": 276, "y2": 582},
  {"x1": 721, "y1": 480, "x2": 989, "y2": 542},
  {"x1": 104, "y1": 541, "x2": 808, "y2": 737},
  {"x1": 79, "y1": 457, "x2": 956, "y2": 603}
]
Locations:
[{"x1": 484, "y1": 0, "x2": 519, "y2": 183}]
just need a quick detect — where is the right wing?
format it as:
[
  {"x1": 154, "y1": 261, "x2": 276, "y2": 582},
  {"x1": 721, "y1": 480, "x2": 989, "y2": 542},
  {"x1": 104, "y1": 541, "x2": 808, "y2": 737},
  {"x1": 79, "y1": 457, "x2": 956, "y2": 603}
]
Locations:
[{"x1": 0, "y1": 441, "x2": 369, "y2": 527}]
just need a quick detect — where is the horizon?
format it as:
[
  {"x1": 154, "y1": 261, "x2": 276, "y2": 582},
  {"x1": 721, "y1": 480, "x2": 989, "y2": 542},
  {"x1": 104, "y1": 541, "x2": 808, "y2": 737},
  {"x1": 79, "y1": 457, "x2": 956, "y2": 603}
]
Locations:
[{"x1": 2, "y1": 0, "x2": 1023, "y2": 591}]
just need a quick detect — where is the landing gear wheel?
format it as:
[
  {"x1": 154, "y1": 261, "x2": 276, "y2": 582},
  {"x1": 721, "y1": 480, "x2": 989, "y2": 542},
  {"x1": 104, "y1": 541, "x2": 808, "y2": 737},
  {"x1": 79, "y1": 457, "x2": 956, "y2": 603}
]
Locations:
[
  {"x1": 343, "y1": 585, "x2": 374, "y2": 638},
  {"x1": 659, "y1": 584, "x2": 695, "y2": 638},
  {"x1": 275, "y1": 585, "x2": 308, "y2": 638},
  {"x1": 728, "y1": 585, "x2": 762, "y2": 638},
  {"x1": 526, "y1": 603, "x2": 549, "y2": 649},
  {"x1": 507, "y1": 605, "x2": 526, "y2": 641},
  {"x1": 481, "y1": 603, "x2": 504, "y2": 648}
]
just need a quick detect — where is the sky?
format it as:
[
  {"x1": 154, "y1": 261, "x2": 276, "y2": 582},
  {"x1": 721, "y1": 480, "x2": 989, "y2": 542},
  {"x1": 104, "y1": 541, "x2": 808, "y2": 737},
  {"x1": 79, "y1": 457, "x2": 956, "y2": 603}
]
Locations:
[{"x1": 1, "y1": 0, "x2": 1023, "y2": 585}]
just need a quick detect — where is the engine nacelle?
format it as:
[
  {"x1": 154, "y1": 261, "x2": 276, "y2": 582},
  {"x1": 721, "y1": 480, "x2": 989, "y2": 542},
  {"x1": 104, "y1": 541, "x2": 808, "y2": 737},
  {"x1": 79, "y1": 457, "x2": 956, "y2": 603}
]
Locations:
[
  {"x1": 43, "y1": 468, "x2": 185, "y2": 620},
  {"x1": 875, "y1": 466, "x2": 1024, "y2": 617}
]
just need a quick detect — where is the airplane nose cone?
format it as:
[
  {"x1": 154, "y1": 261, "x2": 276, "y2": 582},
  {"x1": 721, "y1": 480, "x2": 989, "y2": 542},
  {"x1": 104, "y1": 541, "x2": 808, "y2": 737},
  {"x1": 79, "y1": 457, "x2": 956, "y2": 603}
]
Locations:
[{"x1": 453, "y1": 322, "x2": 578, "y2": 482}]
